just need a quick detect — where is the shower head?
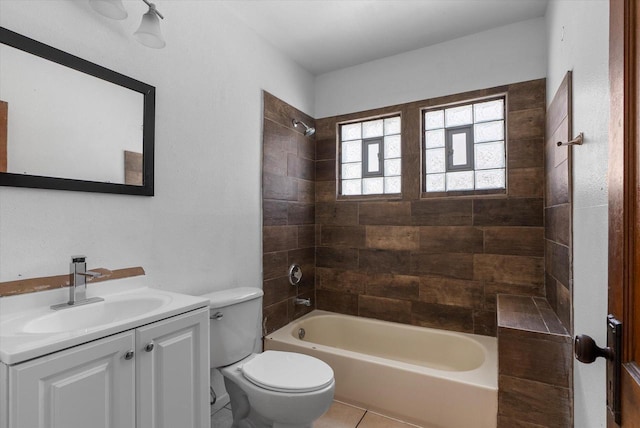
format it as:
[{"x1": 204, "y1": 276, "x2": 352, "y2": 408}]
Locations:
[{"x1": 292, "y1": 119, "x2": 315, "y2": 137}]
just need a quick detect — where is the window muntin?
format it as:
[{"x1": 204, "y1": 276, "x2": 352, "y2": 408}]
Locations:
[
  {"x1": 424, "y1": 98, "x2": 505, "y2": 193},
  {"x1": 339, "y1": 115, "x2": 401, "y2": 196}
]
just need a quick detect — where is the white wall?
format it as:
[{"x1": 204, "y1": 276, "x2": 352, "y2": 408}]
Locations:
[
  {"x1": 315, "y1": 17, "x2": 547, "y2": 118},
  {"x1": 546, "y1": 1, "x2": 610, "y2": 427},
  {"x1": 0, "y1": 1, "x2": 315, "y2": 298}
]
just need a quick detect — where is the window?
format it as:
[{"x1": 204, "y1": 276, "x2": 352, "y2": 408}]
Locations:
[
  {"x1": 423, "y1": 98, "x2": 506, "y2": 193},
  {"x1": 339, "y1": 115, "x2": 401, "y2": 196}
]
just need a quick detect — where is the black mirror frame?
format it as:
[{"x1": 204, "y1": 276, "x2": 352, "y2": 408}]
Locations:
[{"x1": 0, "y1": 27, "x2": 155, "y2": 196}]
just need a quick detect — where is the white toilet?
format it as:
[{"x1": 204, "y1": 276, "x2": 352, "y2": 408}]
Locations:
[{"x1": 202, "y1": 287, "x2": 335, "y2": 428}]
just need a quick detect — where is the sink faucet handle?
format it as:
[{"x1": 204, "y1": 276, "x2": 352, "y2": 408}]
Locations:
[{"x1": 77, "y1": 270, "x2": 103, "y2": 278}]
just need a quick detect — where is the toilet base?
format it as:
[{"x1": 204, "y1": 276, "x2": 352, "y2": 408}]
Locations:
[{"x1": 225, "y1": 377, "x2": 315, "y2": 428}]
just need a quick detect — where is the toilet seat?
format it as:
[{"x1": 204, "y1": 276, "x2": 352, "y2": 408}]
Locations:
[{"x1": 240, "y1": 351, "x2": 334, "y2": 393}]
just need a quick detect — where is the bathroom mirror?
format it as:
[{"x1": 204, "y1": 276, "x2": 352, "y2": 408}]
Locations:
[{"x1": 0, "y1": 27, "x2": 155, "y2": 195}]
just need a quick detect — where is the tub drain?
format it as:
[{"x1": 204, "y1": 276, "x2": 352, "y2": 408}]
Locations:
[{"x1": 298, "y1": 328, "x2": 306, "y2": 340}]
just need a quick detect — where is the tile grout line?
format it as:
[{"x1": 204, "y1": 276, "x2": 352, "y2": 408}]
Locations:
[{"x1": 355, "y1": 410, "x2": 368, "y2": 427}]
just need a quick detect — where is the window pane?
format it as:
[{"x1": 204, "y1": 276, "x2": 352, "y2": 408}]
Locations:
[
  {"x1": 342, "y1": 162, "x2": 362, "y2": 179},
  {"x1": 426, "y1": 173, "x2": 445, "y2": 192},
  {"x1": 475, "y1": 169, "x2": 505, "y2": 189},
  {"x1": 425, "y1": 129, "x2": 445, "y2": 149},
  {"x1": 425, "y1": 148, "x2": 446, "y2": 173},
  {"x1": 366, "y1": 142, "x2": 381, "y2": 173},
  {"x1": 425, "y1": 110, "x2": 444, "y2": 130},
  {"x1": 342, "y1": 140, "x2": 362, "y2": 163},
  {"x1": 384, "y1": 135, "x2": 401, "y2": 158},
  {"x1": 342, "y1": 123, "x2": 361, "y2": 141},
  {"x1": 342, "y1": 179, "x2": 361, "y2": 195},
  {"x1": 384, "y1": 158, "x2": 401, "y2": 176},
  {"x1": 445, "y1": 105, "x2": 473, "y2": 127},
  {"x1": 474, "y1": 120, "x2": 504, "y2": 143},
  {"x1": 363, "y1": 119, "x2": 384, "y2": 138},
  {"x1": 446, "y1": 171, "x2": 474, "y2": 191},
  {"x1": 384, "y1": 117, "x2": 401, "y2": 135},
  {"x1": 451, "y1": 132, "x2": 468, "y2": 166},
  {"x1": 474, "y1": 99, "x2": 504, "y2": 122},
  {"x1": 475, "y1": 141, "x2": 505, "y2": 170},
  {"x1": 363, "y1": 177, "x2": 384, "y2": 194},
  {"x1": 384, "y1": 176, "x2": 401, "y2": 193}
]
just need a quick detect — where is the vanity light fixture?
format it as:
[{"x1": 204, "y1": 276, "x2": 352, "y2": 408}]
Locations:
[
  {"x1": 89, "y1": 0, "x2": 128, "y2": 20},
  {"x1": 89, "y1": 0, "x2": 166, "y2": 49}
]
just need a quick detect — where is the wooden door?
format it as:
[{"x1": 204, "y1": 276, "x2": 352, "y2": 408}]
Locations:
[
  {"x1": 609, "y1": 0, "x2": 640, "y2": 426},
  {"x1": 8, "y1": 331, "x2": 135, "y2": 428},
  {"x1": 136, "y1": 308, "x2": 209, "y2": 428}
]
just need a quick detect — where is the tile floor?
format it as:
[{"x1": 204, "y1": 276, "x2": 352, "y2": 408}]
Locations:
[{"x1": 211, "y1": 400, "x2": 423, "y2": 428}]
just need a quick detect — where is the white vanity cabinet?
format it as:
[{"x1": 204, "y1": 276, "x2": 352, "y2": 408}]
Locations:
[
  {"x1": 8, "y1": 331, "x2": 136, "y2": 428},
  {"x1": 136, "y1": 308, "x2": 209, "y2": 428},
  {"x1": 2, "y1": 307, "x2": 209, "y2": 428}
]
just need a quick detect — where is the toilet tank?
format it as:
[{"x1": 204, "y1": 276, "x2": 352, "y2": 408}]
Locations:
[{"x1": 202, "y1": 287, "x2": 263, "y2": 368}]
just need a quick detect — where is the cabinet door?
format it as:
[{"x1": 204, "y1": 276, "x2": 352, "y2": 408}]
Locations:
[
  {"x1": 136, "y1": 308, "x2": 209, "y2": 428},
  {"x1": 9, "y1": 331, "x2": 135, "y2": 428}
]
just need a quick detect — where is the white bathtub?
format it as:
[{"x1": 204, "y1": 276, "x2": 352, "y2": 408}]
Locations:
[{"x1": 264, "y1": 310, "x2": 497, "y2": 428}]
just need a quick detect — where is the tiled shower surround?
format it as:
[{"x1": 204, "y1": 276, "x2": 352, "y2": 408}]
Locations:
[
  {"x1": 262, "y1": 92, "x2": 316, "y2": 334},
  {"x1": 262, "y1": 79, "x2": 552, "y2": 337},
  {"x1": 263, "y1": 80, "x2": 575, "y2": 427},
  {"x1": 314, "y1": 79, "x2": 546, "y2": 337}
]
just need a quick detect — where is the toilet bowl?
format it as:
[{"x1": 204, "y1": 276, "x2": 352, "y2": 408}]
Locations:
[
  {"x1": 202, "y1": 287, "x2": 334, "y2": 428},
  {"x1": 221, "y1": 352, "x2": 334, "y2": 428}
]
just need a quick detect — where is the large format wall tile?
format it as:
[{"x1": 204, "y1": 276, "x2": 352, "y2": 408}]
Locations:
[{"x1": 314, "y1": 79, "x2": 546, "y2": 337}]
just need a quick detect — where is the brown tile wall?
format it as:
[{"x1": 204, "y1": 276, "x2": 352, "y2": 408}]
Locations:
[
  {"x1": 545, "y1": 72, "x2": 573, "y2": 333},
  {"x1": 314, "y1": 79, "x2": 546, "y2": 336},
  {"x1": 497, "y1": 295, "x2": 573, "y2": 427},
  {"x1": 262, "y1": 92, "x2": 316, "y2": 335}
]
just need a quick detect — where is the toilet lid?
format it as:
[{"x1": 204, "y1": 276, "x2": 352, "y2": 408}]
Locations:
[{"x1": 241, "y1": 351, "x2": 334, "y2": 393}]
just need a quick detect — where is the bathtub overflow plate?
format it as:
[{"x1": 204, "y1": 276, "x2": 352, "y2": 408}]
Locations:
[{"x1": 298, "y1": 328, "x2": 306, "y2": 340}]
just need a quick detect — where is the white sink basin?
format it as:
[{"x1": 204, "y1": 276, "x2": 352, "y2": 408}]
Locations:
[
  {"x1": 22, "y1": 295, "x2": 171, "y2": 334},
  {"x1": 0, "y1": 280, "x2": 210, "y2": 365}
]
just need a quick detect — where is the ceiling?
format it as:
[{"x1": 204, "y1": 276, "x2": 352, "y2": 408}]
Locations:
[{"x1": 222, "y1": 0, "x2": 549, "y2": 76}]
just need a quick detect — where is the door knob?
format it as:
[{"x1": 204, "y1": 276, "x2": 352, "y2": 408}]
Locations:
[
  {"x1": 574, "y1": 334, "x2": 613, "y2": 363},
  {"x1": 124, "y1": 350, "x2": 135, "y2": 360},
  {"x1": 145, "y1": 343, "x2": 154, "y2": 352},
  {"x1": 575, "y1": 315, "x2": 623, "y2": 425}
]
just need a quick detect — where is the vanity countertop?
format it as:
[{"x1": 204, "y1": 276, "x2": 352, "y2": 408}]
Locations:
[{"x1": 0, "y1": 277, "x2": 209, "y2": 365}]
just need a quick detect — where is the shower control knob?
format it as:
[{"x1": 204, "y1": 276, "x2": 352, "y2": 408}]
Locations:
[
  {"x1": 145, "y1": 343, "x2": 154, "y2": 352},
  {"x1": 124, "y1": 350, "x2": 135, "y2": 360}
]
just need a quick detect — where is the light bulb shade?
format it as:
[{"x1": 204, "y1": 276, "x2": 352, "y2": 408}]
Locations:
[
  {"x1": 134, "y1": 7, "x2": 166, "y2": 49},
  {"x1": 89, "y1": 0, "x2": 128, "y2": 20}
]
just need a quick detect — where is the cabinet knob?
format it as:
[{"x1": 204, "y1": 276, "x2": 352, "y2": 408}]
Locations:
[
  {"x1": 145, "y1": 343, "x2": 154, "y2": 352},
  {"x1": 124, "y1": 350, "x2": 135, "y2": 360}
]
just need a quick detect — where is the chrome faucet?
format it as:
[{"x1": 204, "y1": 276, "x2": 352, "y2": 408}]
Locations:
[
  {"x1": 295, "y1": 298, "x2": 311, "y2": 307},
  {"x1": 51, "y1": 255, "x2": 104, "y2": 310}
]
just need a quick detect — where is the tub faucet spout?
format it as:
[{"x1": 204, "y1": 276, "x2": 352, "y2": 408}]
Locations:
[{"x1": 295, "y1": 298, "x2": 311, "y2": 307}]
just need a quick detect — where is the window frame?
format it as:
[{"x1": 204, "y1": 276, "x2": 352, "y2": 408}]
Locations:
[
  {"x1": 337, "y1": 113, "x2": 402, "y2": 200},
  {"x1": 445, "y1": 125, "x2": 474, "y2": 172},
  {"x1": 421, "y1": 95, "x2": 507, "y2": 198},
  {"x1": 362, "y1": 137, "x2": 385, "y2": 178}
]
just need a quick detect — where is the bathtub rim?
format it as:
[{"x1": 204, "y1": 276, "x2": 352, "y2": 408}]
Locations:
[{"x1": 264, "y1": 309, "x2": 497, "y2": 391}]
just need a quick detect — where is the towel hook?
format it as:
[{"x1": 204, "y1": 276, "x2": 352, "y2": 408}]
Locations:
[{"x1": 557, "y1": 132, "x2": 584, "y2": 147}]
